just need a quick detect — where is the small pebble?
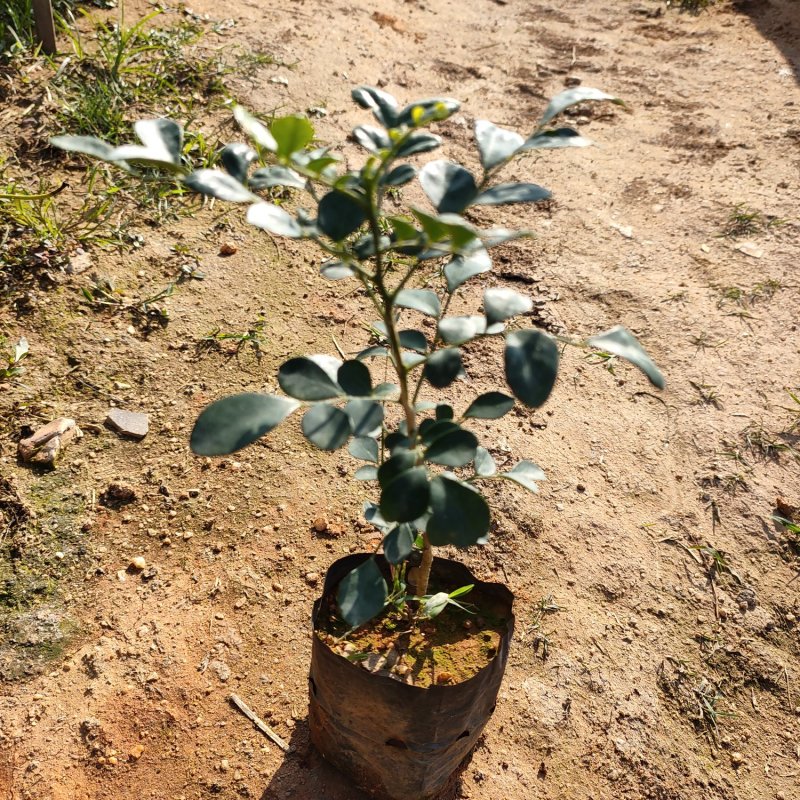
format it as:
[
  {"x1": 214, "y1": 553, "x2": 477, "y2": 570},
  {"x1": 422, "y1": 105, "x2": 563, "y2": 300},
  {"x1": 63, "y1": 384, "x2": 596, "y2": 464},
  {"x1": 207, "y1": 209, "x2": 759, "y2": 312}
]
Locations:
[
  {"x1": 129, "y1": 744, "x2": 144, "y2": 761},
  {"x1": 220, "y1": 758, "x2": 230, "y2": 772},
  {"x1": 219, "y1": 242, "x2": 237, "y2": 256},
  {"x1": 305, "y1": 572, "x2": 320, "y2": 586},
  {"x1": 731, "y1": 752, "x2": 744, "y2": 766},
  {"x1": 130, "y1": 556, "x2": 147, "y2": 571}
]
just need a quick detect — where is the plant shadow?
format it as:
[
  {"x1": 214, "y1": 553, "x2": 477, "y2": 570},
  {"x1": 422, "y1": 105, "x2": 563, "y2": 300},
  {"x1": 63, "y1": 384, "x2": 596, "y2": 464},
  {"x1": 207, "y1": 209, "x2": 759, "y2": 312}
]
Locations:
[
  {"x1": 735, "y1": 0, "x2": 800, "y2": 82},
  {"x1": 260, "y1": 717, "x2": 468, "y2": 800}
]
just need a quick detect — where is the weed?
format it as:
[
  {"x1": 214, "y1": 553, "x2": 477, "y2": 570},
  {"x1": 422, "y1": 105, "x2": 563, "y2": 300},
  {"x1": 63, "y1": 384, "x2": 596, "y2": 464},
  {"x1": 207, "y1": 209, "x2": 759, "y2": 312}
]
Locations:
[
  {"x1": 667, "y1": 0, "x2": 717, "y2": 13},
  {"x1": 584, "y1": 349, "x2": 617, "y2": 375},
  {"x1": 780, "y1": 388, "x2": 800, "y2": 435},
  {"x1": 720, "y1": 203, "x2": 785, "y2": 239},
  {"x1": 80, "y1": 276, "x2": 174, "y2": 329},
  {"x1": 742, "y1": 420, "x2": 794, "y2": 461},
  {"x1": 693, "y1": 678, "x2": 734, "y2": 741},
  {"x1": 689, "y1": 380, "x2": 723, "y2": 409},
  {"x1": 0, "y1": 335, "x2": 28, "y2": 381},
  {"x1": 199, "y1": 317, "x2": 267, "y2": 358},
  {"x1": 519, "y1": 594, "x2": 562, "y2": 660},
  {"x1": 689, "y1": 332, "x2": 727, "y2": 353}
]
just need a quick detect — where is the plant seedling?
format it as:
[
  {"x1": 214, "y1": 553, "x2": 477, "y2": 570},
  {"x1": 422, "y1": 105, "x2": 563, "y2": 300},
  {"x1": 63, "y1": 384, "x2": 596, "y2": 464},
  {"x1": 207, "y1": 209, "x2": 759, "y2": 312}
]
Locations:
[
  {"x1": 52, "y1": 85, "x2": 665, "y2": 631},
  {"x1": 0, "y1": 335, "x2": 28, "y2": 381}
]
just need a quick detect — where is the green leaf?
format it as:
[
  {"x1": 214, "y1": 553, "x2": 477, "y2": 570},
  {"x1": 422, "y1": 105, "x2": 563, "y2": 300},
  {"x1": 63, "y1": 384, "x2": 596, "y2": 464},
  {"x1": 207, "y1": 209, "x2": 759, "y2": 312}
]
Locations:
[
  {"x1": 50, "y1": 134, "x2": 119, "y2": 163},
  {"x1": 317, "y1": 190, "x2": 367, "y2": 241},
  {"x1": 191, "y1": 393, "x2": 299, "y2": 456},
  {"x1": 398, "y1": 329, "x2": 428, "y2": 353},
  {"x1": 337, "y1": 558, "x2": 388, "y2": 628},
  {"x1": 234, "y1": 106, "x2": 278, "y2": 151},
  {"x1": 301, "y1": 404, "x2": 351, "y2": 450},
  {"x1": 357, "y1": 345, "x2": 390, "y2": 360},
  {"x1": 351, "y1": 86, "x2": 399, "y2": 127},
  {"x1": 377, "y1": 450, "x2": 417, "y2": 488},
  {"x1": 349, "y1": 436, "x2": 379, "y2": 463},
  {"x1": 396, "y1": 132, "x2": 442, "y2": 157},
  {"x1": 499, "y1": 460, "x2": 546, "y2": 493},
  {"x1": 421, "y1": 592, "x2": 449, "y2": 618},
  {"x1": 411, "y1": 209, "x2": 479, "y2": 251},
  {"x1": 587, "y1": 326, "x2": 665, "y2": 389},
  {"x1": 474, "y1": 120, "x2": 524, "y2": 171},
  {"x1": 505, "y1": 330, "x2": 560, "y2": 408},
  {"x1": 424, "y1": 428, "x2": 478, "y2": 467},
  {"x1": 381, "y1": 165, "x2": 416, "y2": 186},
  {"x1": 380, "y1": 467, "x2": 430, "y2": 523},
  {"x1": 474, "y1": 446, "x2": 496, "y2": 477},
  {"x1": 113, "y1": 118, "x2": 183, "y2": 167},
  {"x1": 465, "y1": 392, "x2": 515, "y2": 419},
  {"x1": 278, "y1": 357, "x2": 341, "y2": 400},
  {"x1": 271, "y1": 115, "x2": 315, "y2": 158},
  {"x1": 320, "y1": 261, "x2": 355, "y2": 280},
  {"x1": 338, "y1": 360, "x2": 372, "y2": 396},
  {"x1": 396, "y1": 97, "x2": 460, "y2": 127},
  {"x1": 372, "y1": 382, "x2": 399, "y2": 399},
  {"x1": 345, "y1": 398, "x2": 384, "y2": 436},
  {"x1": 395, "y1": 289, "x2": 441, "y2": 318},
  {"x1": 13, "y1": 337, "x2": 29, "y2": 362},
  {"x1": 354, "y1": 465, "x2": 378, "y2": 481},
  {"x1": 426, "y1": 476, "x2": 490, "y2": 547},
  {"x1": 436, "y1": 404, "x2": 453, "y2": 420},
  {"x1": 364, "y1": 502, "x2": 392, "y2": 532},
  {"x1": 444, "y1": 248, "x2": 491, "y2": 293},
  {"x1": 480, "y1": 227, "x2": 534, "y2": 248},
  {"x1": 418, "y1": 160, "x2": 478, "y2": 214},
  {"x1": 420, "y1": 419, "x2": 458, "y2": 443},
  {"x1": 437, "y1": 315, "x2": 486, "y2": 345},
  {"x1": 249, "y1": 166, "x2": 307, "y2": 190},
  {"x1": 247, "y1": 203, "x2": 303, "y2": 238},
  {"x1": 538, "y1": 87, "x2": 624, "y2": 128},
  {"x1": 353, "y1": 125, "x2": 391, "y2": 152},
  {"x1": 219, "y1": 143, "x2": 256, "y2": 184},
  {"x1": 184, "y1": 169, "x2": 257, "y2": 202},
  {"x1": 423, "y1": 348, "x2": 462, "y2": 388},
  {"x1": 519, "y1": 127, "x2": 592, "y2": 152},
  {"x1": 383, "y1": 524, "x2": 415, "y2": 564},
  {"x1": 474, "y1": 183, "x2": 551, "y2": 206},
  {"x1": 484, "y1": 287, "x2": 533, "y2": 324},
  {"x1": 401, "y1": 352, "x2": 426, "y2": 369}
]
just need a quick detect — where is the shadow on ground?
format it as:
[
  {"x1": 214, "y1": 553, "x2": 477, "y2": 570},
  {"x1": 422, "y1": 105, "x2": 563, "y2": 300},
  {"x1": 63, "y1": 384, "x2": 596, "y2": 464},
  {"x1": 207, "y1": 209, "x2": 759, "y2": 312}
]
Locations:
[
  {"x1": 260, "y1": 721, "x2": 467, "y2": 800},
  {"x1": 735, "y1": 0, "x2": 800, "y2": 81}
]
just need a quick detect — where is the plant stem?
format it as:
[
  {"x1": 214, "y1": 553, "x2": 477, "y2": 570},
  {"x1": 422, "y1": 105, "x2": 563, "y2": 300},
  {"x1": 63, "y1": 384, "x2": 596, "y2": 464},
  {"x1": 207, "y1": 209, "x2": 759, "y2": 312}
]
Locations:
[{"x1": 413, "y1": 533, "x2": 434, "y2": 598}]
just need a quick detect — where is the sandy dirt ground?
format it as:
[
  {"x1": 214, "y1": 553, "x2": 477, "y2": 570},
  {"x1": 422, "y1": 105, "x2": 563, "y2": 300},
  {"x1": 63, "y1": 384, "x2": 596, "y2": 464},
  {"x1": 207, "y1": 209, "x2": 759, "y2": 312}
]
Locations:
[{"x1": 1, "y1": 0, "x2": 799, "y2": 798}]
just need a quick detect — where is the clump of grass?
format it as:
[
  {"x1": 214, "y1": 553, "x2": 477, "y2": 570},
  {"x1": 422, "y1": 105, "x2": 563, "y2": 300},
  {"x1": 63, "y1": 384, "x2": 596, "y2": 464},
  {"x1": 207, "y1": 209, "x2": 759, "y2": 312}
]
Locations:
[
  {"x1": 720, "y1": 203, "x2": 786, "y2": 239},
  {"x1": 742, "y1": 420, "x2": 795, "y2": 461},
  {"x1": 519, "y1": 594, "x2": 562, "y2": 660},
  {"x1": 667, "y1": 0, "x2": 718, "y2": 13}
]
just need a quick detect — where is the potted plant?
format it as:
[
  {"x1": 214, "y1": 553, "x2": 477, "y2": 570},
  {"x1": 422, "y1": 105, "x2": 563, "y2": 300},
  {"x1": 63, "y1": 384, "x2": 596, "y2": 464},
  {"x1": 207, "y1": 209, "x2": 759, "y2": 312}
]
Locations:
[{"x1": 52, "y1": 85, "x2": 664, "y2": 799}]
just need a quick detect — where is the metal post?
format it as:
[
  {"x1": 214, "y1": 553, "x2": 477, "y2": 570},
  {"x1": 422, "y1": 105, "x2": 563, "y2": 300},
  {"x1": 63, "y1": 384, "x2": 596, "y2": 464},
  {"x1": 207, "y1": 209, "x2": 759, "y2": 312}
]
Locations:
[{"x1": 32, "y1": 0, "x2": 57, "y2": 54}]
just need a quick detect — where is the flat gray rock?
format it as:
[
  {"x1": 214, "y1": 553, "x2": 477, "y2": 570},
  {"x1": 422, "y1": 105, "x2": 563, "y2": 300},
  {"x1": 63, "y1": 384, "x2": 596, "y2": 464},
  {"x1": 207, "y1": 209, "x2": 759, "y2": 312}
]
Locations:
[{"x1": 105, "y1": 408, "x2": 149, "y2": 440}]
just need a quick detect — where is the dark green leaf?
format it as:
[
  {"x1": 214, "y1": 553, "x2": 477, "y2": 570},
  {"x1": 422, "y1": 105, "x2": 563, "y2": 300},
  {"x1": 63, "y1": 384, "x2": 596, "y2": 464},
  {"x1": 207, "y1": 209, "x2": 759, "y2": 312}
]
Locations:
[
  {"x1": 278, "y1": 357, "x2": 341, "y2": 400},
  {"x1": 418, "y1": 160, "x2": 478, "y2": 214},
  {"x1": 398, "y1": 329, "x2": 428, "y2": 353},
  {"x1": 420, "y1": 419, "x2": 458, "y2": 444},
  {"x1": 396, "y1": 132, "x2": 441, "y2": 157},
  {"x1": 411, "y1": 209, "x2": 478, "y2": 250},
  {"x1": 354, "y1": 465, "x2": 378, "y2": 481},
  {"x1": 381, "y1": 165, "x2": 416, "y2": 187},
  {"x1": 353, "y1": 125, "x2": 391, "y2": 152},
  {"x1": 372, "y1": 383, "x2": 399, "y2": 399},
  {"x1": 317, "y1": 190, "x2": 367, "y2": 241},
  {"x1": 354, "y1": 234, "x2": 390, "y2": 259},
  {"x1": 345, "y1": 398, "x2": 384, "y2": 436},
  {"x1": 184, "y1": 169, "x2": 257, "y2": 202},
  {"x1": 465, "y1": 392, "x2": 515, "y2": 419},
  {"x1": 518, "y1": 127, "x2": 592, "y2": 151},
  {"x1": 474, "y1": 446, "x2": 496, "y2": 477},
  {"x1": 504, "y1": 330, "x2": 559, "y2": 408},
  {"x1": 538, "y1": 87, "x2": 624, "y2": 128},
  {"x1": 271, "y1": 115, "x2": 315, "y2": 158},
  {"x1": 587, "y1": 326, "x2": 665, "y2": 389},
  {"x1": 401, "y1": 352, "x2": 425, "y2": 369},
  {"x1": 474, "y1": 183, "x2": 551, "y2": 206},
  {"x1": 437, "y1": 315, "x2": 486, "y2": 345},
  {"x1": 337, "y1": 558, "x2": 387, "y2": 628},
  {"x1": 499, "y1": 460, "x2": 546, "y2": 492},
  {"x1": 444, "y1": 247, "x2": 491, "y2": 293},
  {"x1": 383, "y1": 524, "x2": 415, "y2": 564},
  {"x1": 364, "y1": 502, "x2": 391, "y2": 532},
  {"x1": 380, "y1": 467, "x2": 430, "y2": 523},
  {"x1": 234, "y1": 106, "x2": 278, "y2": 151},
  {"x1": 396, "y1": 97, "x2": 460, "y2": 127},
  {"x1": 191, "y1": 393, "x2": 299, "y2": 456},
  {"x1": 474, "y1": 120, "x2": 524, "y2": 171},
  {"x1": 320, "y1": 261, "x2": 356, "y2": 280},
  {"x1": 351, "y1": 86, "x2": 399, "y2": 127},
  {"x1": 301, "y1": 404, "x2": 351, "y2": 450},
  {"x1": 220, "y1": 143, "x2": 256, "y2": 183},
  {"x1": 377, "y1": 450, "x2": 417, "y2": 488},
  {"x1": 349, "y1": 436, "x2": 379, "y2": 463},
  {"x1": 247, "y1": 203, "x2": 303, "y2": 238},
  {"x1": 423, "y1": 348, "x2": 462, "y2": 388},
  {"x1": 356, "y1": 346, "x2": 390, "y2": 360},
  {"x1": 436, "y1": 404, "x2": 454, "y2": 421},
  {"x1": 484, "y1": 287, "x2": 533, "y2": 324},
  {"x1": 384, "y1": 432, "x2": 411, "y2": 453},
  {"x1": 395, "y1": 289, "x2": 441, "y2": 318},
  {"x1": 424, "y1": 428, "x2": 478, "y2": 467},
  {"x1": 427, "y1": 476, "x2": 490, "y2": 547},
  {"x1": 249, "y1": 166, "x2": 307, "y2": 190},
  {"x1": 338, "y1": 360, "x2": 372, "y2": 396}
]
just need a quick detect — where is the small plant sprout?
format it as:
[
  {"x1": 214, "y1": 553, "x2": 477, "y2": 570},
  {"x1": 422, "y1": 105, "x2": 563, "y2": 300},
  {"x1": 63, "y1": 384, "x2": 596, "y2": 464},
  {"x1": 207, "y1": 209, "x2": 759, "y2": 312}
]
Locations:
[
  {"x1": 0, "y1": 335, "x2": 29, "y2": 381},
  {"x1": 420, "y1": 584, "x2": 474, "y2": 620},
  {"x1": 52, "y1": 85, "x2": 664, "y2": 630}
]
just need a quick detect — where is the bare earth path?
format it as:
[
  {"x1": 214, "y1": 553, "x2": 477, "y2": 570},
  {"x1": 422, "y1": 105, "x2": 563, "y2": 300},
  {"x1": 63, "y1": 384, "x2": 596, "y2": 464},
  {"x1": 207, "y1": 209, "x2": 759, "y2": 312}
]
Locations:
[{"x1": 1, "y1": 1, "x2": 798, "y2": 799}]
